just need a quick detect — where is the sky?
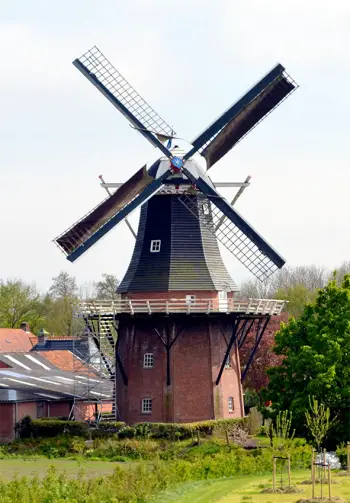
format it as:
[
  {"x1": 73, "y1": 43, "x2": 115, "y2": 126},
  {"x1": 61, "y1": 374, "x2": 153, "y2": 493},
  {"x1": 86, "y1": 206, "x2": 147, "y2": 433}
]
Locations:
[{"x1": 0, "y1": 0, "x2": 349, "y2": 293}]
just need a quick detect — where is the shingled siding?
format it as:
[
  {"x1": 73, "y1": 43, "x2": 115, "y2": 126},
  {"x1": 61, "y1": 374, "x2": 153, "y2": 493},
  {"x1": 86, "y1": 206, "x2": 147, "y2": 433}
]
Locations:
[{"x1": 118, "y1": 194, "x2": 237, "y2": 293}]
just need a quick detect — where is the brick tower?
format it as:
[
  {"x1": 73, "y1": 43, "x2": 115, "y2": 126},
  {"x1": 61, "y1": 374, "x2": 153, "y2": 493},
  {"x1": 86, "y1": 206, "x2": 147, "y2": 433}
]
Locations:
[{"x1": 54, "y1": 46, "x2": 296, "y2": 424}]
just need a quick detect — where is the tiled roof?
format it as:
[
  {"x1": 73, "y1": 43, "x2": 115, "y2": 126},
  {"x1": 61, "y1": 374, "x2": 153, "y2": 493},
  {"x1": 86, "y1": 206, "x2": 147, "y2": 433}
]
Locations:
[
  {"x1": 39, "y1": 350, "x2": 93, "y2": 374},
  {"x1": 0, "y1": 329, "x2": 38, "y2": 353}
]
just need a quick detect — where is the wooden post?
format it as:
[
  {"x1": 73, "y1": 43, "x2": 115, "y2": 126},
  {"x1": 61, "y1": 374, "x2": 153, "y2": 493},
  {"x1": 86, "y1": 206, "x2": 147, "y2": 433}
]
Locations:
[
  {"x1": 287, "y1": 454, "x2": 291, "y2": 487},
  {"x1": 273, "y1": 457, "x2": 276, "y2": 491},
  {"x1": 328, "y1": 463, "x2": 332, "y2": 501},
  {"x1": 196, "y1": 429, "x2": 200, "y2": 445},
  {"x1": 324, "y1": 448, "x2": 327, "y2": 479},
  {"x1": 311, "y1": 450, "x2": 315, "y2": 499},
  {"x1": 347, "y1": 442, "x2": 350, "y2": 477}
]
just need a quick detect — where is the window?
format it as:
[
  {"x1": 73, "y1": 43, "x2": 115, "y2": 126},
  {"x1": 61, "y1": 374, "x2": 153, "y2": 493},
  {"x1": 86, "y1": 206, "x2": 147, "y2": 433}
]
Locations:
[
  {"x1": 185, "y1": 295, "x2": 196, "y2": 305},
  {"x1": 150, "y1": 240, "x2": 161, "y2": 252},
  {"x1": 228, "y1": 396, "x2": 234, "y2": 413},
  {"x1": 143, "y1": 353, "x2": 154, "y2": 368},
  {"x1": 142, "y1": 398, "x2": 152, "y2": 414},
  {"x1": 202, "y1": 200, "x2": 211, "y2": 215},
  {"x1": 37, "y1": 401, "x2": 45, "y2": 418},
  {"x1": 225, "y1": 354, "x2": 231, "y2": 368}
]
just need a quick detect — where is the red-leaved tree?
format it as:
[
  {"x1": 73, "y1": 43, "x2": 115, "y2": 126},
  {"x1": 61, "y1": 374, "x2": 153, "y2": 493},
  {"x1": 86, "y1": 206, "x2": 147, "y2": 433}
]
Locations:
[{"x1": 239, "y1": 313, "x2": 289, "y2": 400}]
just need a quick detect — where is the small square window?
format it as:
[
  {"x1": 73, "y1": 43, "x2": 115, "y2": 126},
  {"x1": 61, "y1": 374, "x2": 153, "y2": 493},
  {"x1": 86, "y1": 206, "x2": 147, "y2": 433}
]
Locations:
[
  {"x1": 225, "y1": 355, "x2": 231, "y2": 368},
  {"x1": 186, "y1": 295, "x2": 196, "y2": 305},
  {"x1": 150, "y1": 240, "x2": 161, "y2": 252},
  {"x1": 228, "y1": 396, "x2": 234, "y2": 413},
  {"x1": 143, "y1": 353, "x2": 154, "y2": 368},
  {"x1": 142, "y1": 398, "x2": 152, "y2": 414},
  {"x1": 202, "y1": 200, "x2": 211, "y2": 215}
]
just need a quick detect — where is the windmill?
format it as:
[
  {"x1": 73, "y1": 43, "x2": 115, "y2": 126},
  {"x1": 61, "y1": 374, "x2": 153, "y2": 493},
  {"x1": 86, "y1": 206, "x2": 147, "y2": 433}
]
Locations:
[{"x1": 56, "y1": 47, "x2": 297, "y2": 423}]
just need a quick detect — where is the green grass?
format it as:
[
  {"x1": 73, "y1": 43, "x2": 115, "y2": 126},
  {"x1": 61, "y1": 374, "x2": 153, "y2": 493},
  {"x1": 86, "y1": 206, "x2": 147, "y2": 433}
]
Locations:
[
  {"x1": 0, "y1": 458, "x2": 127, "y2": 481},
  {"x1": 153, "y1": 470, "x2": 350, "y2": 503}
]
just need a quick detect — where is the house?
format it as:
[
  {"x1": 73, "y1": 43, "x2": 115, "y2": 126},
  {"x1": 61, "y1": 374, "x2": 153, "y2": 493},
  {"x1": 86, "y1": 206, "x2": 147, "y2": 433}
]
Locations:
[{"x1": 0, "y1": 329, "x2": 114, "y2": 442}]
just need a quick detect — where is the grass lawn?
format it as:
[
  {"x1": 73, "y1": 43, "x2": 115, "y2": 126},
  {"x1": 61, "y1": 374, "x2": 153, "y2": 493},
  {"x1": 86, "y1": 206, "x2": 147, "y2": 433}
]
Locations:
[
  {"x1": 0, "y1": 458, "x2": 126, "y2": 481},
  {"x1": 154, "y1": 470, "x2": 350, "y2": 503}
]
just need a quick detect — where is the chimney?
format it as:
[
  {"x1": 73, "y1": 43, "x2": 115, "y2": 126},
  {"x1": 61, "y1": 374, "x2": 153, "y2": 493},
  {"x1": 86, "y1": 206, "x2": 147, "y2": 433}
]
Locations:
[
  {"x1": 20, "y1": 322, "x2": 30, "y2": 333},
  {"x1": 37, "y1": 328, "x2": 49, "y2": 345}
]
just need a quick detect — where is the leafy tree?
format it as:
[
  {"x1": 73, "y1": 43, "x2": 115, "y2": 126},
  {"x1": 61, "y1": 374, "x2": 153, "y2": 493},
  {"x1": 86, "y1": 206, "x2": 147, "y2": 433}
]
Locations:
[
  {"x1": 263, "y1": 275, "x2": 350, "y2": 446},
  {"x1": 46, "y1": 272, "x2": 80, "y2": 336},
  {"x1": 93, "y1": 273, "x2": 120, "y2": 300},
  {"x1": 0, "y1": 279, "x2": 44, "y2": 332},
  {"x1": 305, "y1": 396, "x2": 337, "y2": 451},
  {"x1": 332, "y1": 261, "x2": 350, "y2": 285},
  {"x1": 273, "y1": 284, "x2": 317, "y2": 318}
]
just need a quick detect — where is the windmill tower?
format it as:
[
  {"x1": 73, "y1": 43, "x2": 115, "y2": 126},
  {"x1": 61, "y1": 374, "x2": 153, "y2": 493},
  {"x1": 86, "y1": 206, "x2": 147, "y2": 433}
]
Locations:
[{"x1": 55, "y1": 47, "x2": 297, "y2": 423}]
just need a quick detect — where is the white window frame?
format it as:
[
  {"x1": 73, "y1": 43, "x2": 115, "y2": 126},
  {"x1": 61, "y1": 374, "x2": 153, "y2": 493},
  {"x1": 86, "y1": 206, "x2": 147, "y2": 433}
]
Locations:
[
  {"x1": 185, "y1": 294, "x2": 196, "y2": 305},
  {"x1": 202, "y1": 200, "x2": 211, "y2": 215},
  {"x1": 142, "y1": 398, "x2": 152, "y2": 414},
  {"x1": 228, "y1": 396, "x2": 234, "y2": 413},
  {"x1": 150, "y1": 240, "x2": 161, "y2": 253},
  {"x1": 143, "y1": 353, "x2": 154, "y2": 368}
]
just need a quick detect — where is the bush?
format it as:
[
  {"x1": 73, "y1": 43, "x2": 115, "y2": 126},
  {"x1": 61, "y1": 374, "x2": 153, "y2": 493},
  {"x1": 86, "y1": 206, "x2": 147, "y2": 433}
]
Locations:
[
  {"x1": 118, "y1": 426, "x2": 137, "y2": 439},
  {"x1": 91, "y1": 421, "x2": 126, "y2": 438},
  {"x1": 15, "y1": 417, "x2": 89, "y2": 439},
  {"x1": 336, "y1": 444, "x2": 348, "y2": 468}
]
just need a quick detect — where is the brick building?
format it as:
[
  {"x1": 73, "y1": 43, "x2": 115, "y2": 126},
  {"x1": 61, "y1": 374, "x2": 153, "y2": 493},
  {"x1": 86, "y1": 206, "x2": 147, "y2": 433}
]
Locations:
[{"x1": 0, "y1": 327, "x2": 113, "y2": 442}]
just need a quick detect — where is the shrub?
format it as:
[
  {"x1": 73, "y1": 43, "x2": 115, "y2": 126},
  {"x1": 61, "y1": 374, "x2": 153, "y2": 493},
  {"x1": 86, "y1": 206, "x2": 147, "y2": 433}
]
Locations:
[
  {"x1": 118, "y1": 426, "x2": 137, "y2": 439},
  {"x1": 15, "y1": 417, "x2": 89, "y2": 439},
  {"x1": 91, "y1": 421, "x2": 126, "y2": 438}
]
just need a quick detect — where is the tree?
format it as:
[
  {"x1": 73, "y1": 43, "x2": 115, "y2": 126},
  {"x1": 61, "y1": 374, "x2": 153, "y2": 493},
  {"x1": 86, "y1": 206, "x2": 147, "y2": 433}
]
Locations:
[
  {"x1": 47, "y1": 272, "x2": 79, "y2": 336},
  {"x1": 273, "y1": 284, "x2": 317, "y2": 318},
  {"x1": 263, "y1": 275, "x2": 350, "y2": 446},
  {"x1": 332, "y1": 261, "x2": 350, "y2": 285},
  {"x1": 49, "y1": 271, "x2": 78, "y2": 299},
  {"x1": 0, "y1": 279, "x2": 44, "y2": 332},
  {"x1": 240, "y1": 314, "x2": 288, "y2": 399},
  {"x1": 305, "y1": 396, "x2": 337, "y2": 451},
  {"x1": 93, "y1": 273, "x2": 120, "y2": 300}
]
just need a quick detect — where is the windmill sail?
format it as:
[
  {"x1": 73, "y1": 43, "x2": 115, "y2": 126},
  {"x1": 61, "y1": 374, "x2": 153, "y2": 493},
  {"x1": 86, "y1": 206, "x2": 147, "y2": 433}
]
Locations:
[
  {"x1": 55, "y1": 167, "x2": 168, "y2": 261},
  {"x1": 181, "y1": 168, "x2": 285, "y2": 281},
  {"x1": 73, "y1": 46, "x2": 174, "y2": 159},
  {"x1": 184, "y1": 64, "x2": 297, "y2": 168}
]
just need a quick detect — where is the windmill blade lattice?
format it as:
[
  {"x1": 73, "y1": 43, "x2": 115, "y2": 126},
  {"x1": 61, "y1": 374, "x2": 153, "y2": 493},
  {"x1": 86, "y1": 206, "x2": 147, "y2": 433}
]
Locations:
[
  {"x1": 74, "y1": 46, "x2": 174, "y2": 158},
  {"x1": 178, "y1": 192, "x2": 282, "y2": 281}
]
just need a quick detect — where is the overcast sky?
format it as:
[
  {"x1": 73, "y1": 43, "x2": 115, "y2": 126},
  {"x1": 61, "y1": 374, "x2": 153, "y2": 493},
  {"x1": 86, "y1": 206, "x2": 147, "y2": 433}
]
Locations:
[{"x1": 1, "y1": 0, "x2": 349, "y2": 293}]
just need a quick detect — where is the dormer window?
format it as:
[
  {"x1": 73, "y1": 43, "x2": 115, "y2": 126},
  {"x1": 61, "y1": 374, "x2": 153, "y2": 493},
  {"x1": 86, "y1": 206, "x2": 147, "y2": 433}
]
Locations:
[{"x1": 150, "y1": 240, "x2": 161, "y2": 252}]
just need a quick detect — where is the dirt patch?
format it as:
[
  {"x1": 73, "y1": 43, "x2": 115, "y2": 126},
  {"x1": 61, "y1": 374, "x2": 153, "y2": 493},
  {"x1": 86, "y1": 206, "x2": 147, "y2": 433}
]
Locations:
[
  {"x1": 295, "y1": 498, "x2": 345, "y2": 503},
  {"x1": 261, "y1": 486, "x2": 303, "y2": 494}
]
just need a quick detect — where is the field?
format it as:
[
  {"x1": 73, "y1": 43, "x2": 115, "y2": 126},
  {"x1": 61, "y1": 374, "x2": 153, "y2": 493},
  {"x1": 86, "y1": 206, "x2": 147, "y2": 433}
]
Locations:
[
  {"x1": 156, "y1": 471, "x2": 350, "y2": 503},
  {"x1": 0, "y1": 458, "x2": 125, "y2": 481}
]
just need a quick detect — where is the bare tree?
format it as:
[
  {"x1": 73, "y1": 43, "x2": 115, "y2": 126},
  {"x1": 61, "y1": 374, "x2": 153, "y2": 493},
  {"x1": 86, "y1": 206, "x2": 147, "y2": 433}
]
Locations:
[
  {"x1": 237, "y1": 278, "x2": 273, "y2": 299},
  {"x1": 93, "y1": 273, "x2": 120, "y2": 300},
  {"x1": 331, "y1": 261, "x2": 350, "y2": 285},
  {"x1": 49, "y1": 271, "x2": 78, "y2": 299},
  {"x1": 270, "y1": 265, "x2": 327, "y2": 292}
]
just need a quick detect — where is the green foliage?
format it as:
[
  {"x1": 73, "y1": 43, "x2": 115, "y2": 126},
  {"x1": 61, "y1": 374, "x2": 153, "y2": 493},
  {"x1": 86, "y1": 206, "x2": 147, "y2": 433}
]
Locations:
[
  {"x1": 335, "y1": 444, "x2": 348, "y2": 468},
  {"x1": 264, "y1": 275, "x2": 350, "y2": 447},
  {"x1": 0, "y1": 279, "x2": 44, "y2": 332},
  {"x1": 15, "y1": 417, "x2": 89, "y2": 439},
  {"x1": 118, "y1": 426, "x2": 137, "y2": 439},
  {"x1": 274, "y1": 284, "x2": 317, "y2": 318},
  {"x1": 0, "y1": 444, "x2": 313, "y2": 503},
  {"x1": 305, "y1": 396, "x2": 338, "y2": 450},
  {"x1": 270, "y1": 410, "x2": 295, "y2": 447}
]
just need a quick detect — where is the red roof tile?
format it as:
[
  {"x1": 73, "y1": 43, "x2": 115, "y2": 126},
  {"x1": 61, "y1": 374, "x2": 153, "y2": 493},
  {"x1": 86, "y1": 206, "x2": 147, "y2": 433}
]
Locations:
[
  {"x1": 39, "y1": 350, "x2": 96, "y2": 375},
  {"x1": 0, "y1": 329, "x2": 38, "y2": 353}
]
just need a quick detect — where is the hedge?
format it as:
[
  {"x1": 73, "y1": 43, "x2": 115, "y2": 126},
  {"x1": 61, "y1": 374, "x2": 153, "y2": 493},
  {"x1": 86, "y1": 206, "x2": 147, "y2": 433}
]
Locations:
[
  {"x1": 15, "y1": 416, "x2": 248, "y2": 440},
  {"x1": 16, "y1": 416, "x2": 89, "y2": 439}
]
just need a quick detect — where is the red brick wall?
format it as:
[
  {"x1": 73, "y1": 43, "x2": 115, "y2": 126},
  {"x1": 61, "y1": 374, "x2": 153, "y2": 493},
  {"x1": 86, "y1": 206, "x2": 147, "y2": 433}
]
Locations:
[
  {"x1": 17, "y1": 402, "x2": 38, "y2": 421},
  {"x1": 116, "y1": 316, "x2": 244, "y2": 424},
  {"x1": 49, "y1": 402, "x2": 71, "y2": 418},
  {"x1": 0, "y1": 403, "x2": 14, "y2": 442}
]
